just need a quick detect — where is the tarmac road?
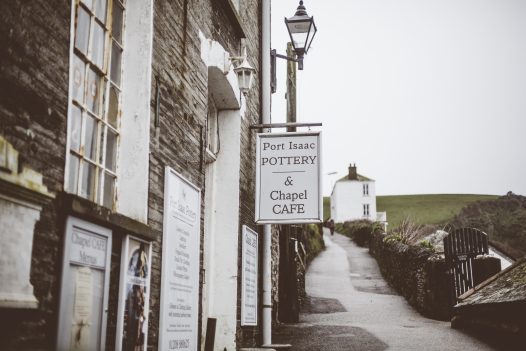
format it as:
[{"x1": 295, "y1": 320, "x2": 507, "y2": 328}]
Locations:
[{"x1": 273, "y1": 230, "x2": 498, "y2": 351}]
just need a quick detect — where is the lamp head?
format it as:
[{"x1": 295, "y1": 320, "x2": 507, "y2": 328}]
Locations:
[{"x1": 285, "y1": 1, "x2": 317, "y2": 59}]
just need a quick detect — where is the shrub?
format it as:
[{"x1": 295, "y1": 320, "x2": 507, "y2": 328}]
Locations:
[
  {"x1": 383, "y1": 233, "x2": 403, "y2": 244},
  {"x1": 338, "y1": 220, "x2": 383, "y2": 247},
  {"x1": 303, "y1": 223, "x2": 325, "y2": 263},
  {"x1": 418, "y1": 239, "x2": 435, "y2": 251}
]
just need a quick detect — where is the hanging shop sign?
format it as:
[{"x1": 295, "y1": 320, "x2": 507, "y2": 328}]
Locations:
[
  {"x1": 241, "y1": 225, "x2": 258, "y2": 326},
  {"x1": 159, "y1": 168, "x2": 201, "y2": 351},
  {"x1": 255, "y1": 131, "x2": 322, "y2": 224},
  {"x1": 116, "y1": 236, "x2": 152, "y2": 351}
]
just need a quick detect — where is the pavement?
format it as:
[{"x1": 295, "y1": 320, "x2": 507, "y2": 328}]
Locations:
[{"x1": 273, "y1": 230, "x2": 500, "y2": 351}]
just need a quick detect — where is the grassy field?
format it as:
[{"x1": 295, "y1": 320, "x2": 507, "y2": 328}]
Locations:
[
  {"x1": 324, "y1": 194, "x2": 499, "y2": 228},
  {"x1": 377, "y1": 194, "x2": 498, "y2": 228}
]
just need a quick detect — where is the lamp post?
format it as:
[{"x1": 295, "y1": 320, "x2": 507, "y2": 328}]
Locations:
[
  {"x1": 260, "y1": 1, "x2": 317, "y2": 347},
  {"x1": 327, "y1": 171, "x2": 338, "y2": 195}
]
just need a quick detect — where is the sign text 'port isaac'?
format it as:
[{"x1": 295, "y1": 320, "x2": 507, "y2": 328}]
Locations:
[{"x1": 255, "y1": 132, "x2": 322, "y2": 224}]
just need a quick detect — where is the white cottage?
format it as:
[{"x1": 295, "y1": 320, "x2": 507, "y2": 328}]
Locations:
[{"x1": 330, "y1": 164, "x2": 378, "y2": 223}]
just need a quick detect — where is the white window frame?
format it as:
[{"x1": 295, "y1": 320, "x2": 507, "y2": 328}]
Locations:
[{"x1": 65, "y1": 0, "x2": 127, "y2": 209}]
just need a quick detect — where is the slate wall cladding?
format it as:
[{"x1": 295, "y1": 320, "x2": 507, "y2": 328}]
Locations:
[
  {"x1": 0, "y1": 0, "x2": 262, "y2": 349},
  {"x1": 0, "y1": 1, "x2": 70, "y2": 349},
  {"x1": 149, "y1": 0, "x2": 262, "y2": 349}
]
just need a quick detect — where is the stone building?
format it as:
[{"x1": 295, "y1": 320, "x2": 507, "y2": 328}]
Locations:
[{"x1": 0, "y1": 0, "x2": 262, "y2": 350}]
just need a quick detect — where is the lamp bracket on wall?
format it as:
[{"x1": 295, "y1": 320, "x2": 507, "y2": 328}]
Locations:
[{"x1": 271, "y1": 49, "x2": 303, "y2": 94}]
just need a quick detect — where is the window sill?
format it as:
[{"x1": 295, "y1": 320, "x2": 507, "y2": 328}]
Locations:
[{"x1": 58, "y1": 192, "x2": 158, "y2": 241}]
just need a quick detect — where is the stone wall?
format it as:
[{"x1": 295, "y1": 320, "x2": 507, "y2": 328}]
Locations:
[
  {"x1": 0, "y1": 0, "x2": 262, "y2": 349},
  {"x1": 369, "y1": 231, "x2": 501, "y2": 321},
  {"x1": 0, "y1": 1, "x2": 71, "y2": 348},
  {"x1": 273, "y1": 224, "x2": 325, "y2": 323}
]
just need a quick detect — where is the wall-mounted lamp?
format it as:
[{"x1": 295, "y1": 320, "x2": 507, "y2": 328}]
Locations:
[
  {"x1": 230, "y1": 47, "x2": 256, "y2": 96},
  {"x1": 271, "y1": 1, "x2": 317, "y2": 93}
]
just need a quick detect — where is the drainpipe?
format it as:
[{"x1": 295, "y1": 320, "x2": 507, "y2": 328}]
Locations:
[{"x1": 261, "y1": 0, "x2": 272, "y2": 346}]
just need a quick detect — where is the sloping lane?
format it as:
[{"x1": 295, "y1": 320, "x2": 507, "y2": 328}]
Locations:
[{"x1": 298, "y1": 230, "x2": 497, "y2": 351}]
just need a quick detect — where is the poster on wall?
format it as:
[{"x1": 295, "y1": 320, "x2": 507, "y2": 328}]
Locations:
[
  {"x1": 159, "y1": 167, "x2": 201, "y2": 351},
  {"x1": 116, "y1": 236, "x2": 152, "y2": 351},
  {"x1": 255, "y1": 131, "x2": 323, "y2": 224},
  {"x1": 241, "y1": 225, "x2": 258, "y2": 326}
]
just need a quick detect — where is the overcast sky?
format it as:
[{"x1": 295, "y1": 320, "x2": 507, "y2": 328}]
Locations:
[{"x1": 270, "y1": 0, "x2": 526, "y2": 196}]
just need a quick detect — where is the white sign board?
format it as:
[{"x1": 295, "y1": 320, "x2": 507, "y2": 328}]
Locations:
[
  {"x1": 69, "y1": 229, "x2": 108, "y2": 269},
  {"x1": 255, "y1": 132, "x2": 322, "y2": 224},
  {"x1": 159, "y1": 168, "x2": 201, "y2": 351},
  {"x1": 57, "y1": 217, "x2": 112, "y2": 351},
  {"x1": 241, "y1": 225, "x2": 258, "y2": 326}
]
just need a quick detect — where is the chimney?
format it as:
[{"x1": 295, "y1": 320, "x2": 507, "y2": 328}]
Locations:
[{"x1": 348, "y1": 163, "x2": 357, "y2": 180}]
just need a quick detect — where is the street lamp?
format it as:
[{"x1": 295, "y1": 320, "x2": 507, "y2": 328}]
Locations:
[
  {"x1": 271, "y1": 0, "x2": 317, "y2": 93},
  {"x1": 284, "y1": 1, "x2": 317, "y2": 70}
]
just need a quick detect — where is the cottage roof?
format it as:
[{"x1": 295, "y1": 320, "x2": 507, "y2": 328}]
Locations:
[
  {"x1": 456, "y1": 258, "x2": 526, "y2": 306},
  {"x1": 336, "y1": 173, "x2": 374, "y2": 182}
]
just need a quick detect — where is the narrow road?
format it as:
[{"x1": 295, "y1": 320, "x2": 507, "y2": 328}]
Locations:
[{"x1": 273, "y1": 230, "x2": 497, "y2": 351}]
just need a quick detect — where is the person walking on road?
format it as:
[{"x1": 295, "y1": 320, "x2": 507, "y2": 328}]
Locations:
[{"x1": 328, "y1": 219, "x2": 335, "y2": 235}]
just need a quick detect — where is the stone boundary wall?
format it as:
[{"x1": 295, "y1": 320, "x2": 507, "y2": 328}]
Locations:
[
  {"x1": 273, "y1": 224, "x2": 325, "y2": 323},
  {"x1": 369, "y1": 231, "x2": 500, "y2": 321}
]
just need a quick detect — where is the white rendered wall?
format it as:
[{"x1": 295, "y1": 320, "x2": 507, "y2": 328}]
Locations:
[
  {"x1": 331, "y1": 181, "x2": 377, "y2": 222},
  {"x1": 116, "y1": 0, "x2": 154, "y2": 223},
  {"x1": 206, "y1": 109, "x2": 241, "y2": 351},
  {"x1": 199, "y1": 32, "x2": 242, "y2": 351}
]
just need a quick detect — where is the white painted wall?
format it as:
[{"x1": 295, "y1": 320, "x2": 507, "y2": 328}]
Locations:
[
  {"x1": 199, "y1": 32, "x2": 243, "y2": 351},
  {"x1": 331, "y1": 180, "x2": 377, "y2": 223},
  {"x1": 116, "y1": 0, "x2": 154, "y2": 223}
]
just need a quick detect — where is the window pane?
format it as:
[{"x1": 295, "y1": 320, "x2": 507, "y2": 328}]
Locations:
[
  {"x1": 110, "y1": 43, "x2": 122, "y2": 86},
  {"x1": 68, "y1": 155, "x2": 80, "y2": 193},
  {"x1": 72, "y1": 55, "x2": 85, "y2": 103},
  {"x1": 83, "y1": 114, "x2": 98, "y2": 160},
  {"x1": 70, "y1": 105, "x2": 82, "y2": 152},
  {"x1": 80, "y1": 161, "x2": 96, "y2": 200},
  {"x1": 75, "y1": 6, "x2": 90, "y2": 54},
  {"x1": 86, "y1": 67, "x2": 102, "y2": 114},
  {"x1": 81, "y1": 0, "x2": 94, "y2": 11},
  {"x1": 107, "y1": 85, "x2": 119, "y2": 128},
  {"x1": 105, "y1": 129, "x2": 117, "y2": 171},
  {"x1": 99, "y1": 127, "x2": 105, "y2": 164},
  {"x1": 103, "y1": 173, "x2": 115, "y2": 208},
  {"x1": 112, "y1": 1, "x2": 124, "y2": 44},
  {"x1": 95, "y1": 0, "x2": 107, "y2": 23},
  {"x1": 90, "y1": 21, "x2": 105, "y2": 69}
]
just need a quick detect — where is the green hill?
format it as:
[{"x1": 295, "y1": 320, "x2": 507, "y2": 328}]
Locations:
[
  {"x1": 450, "y1": 194, "x2": 526, "y2": 259},
  {"x1": 324, "y1": 194, "x2": 498, "y2": 228},
  {"x1": 377, "y1": 194, "x2": 498, "y2": 228}
]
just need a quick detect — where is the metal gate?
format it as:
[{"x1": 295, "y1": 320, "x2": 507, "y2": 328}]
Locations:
[{"x1": 443, "y1": 227, "x2": 489, "y2": 304}]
